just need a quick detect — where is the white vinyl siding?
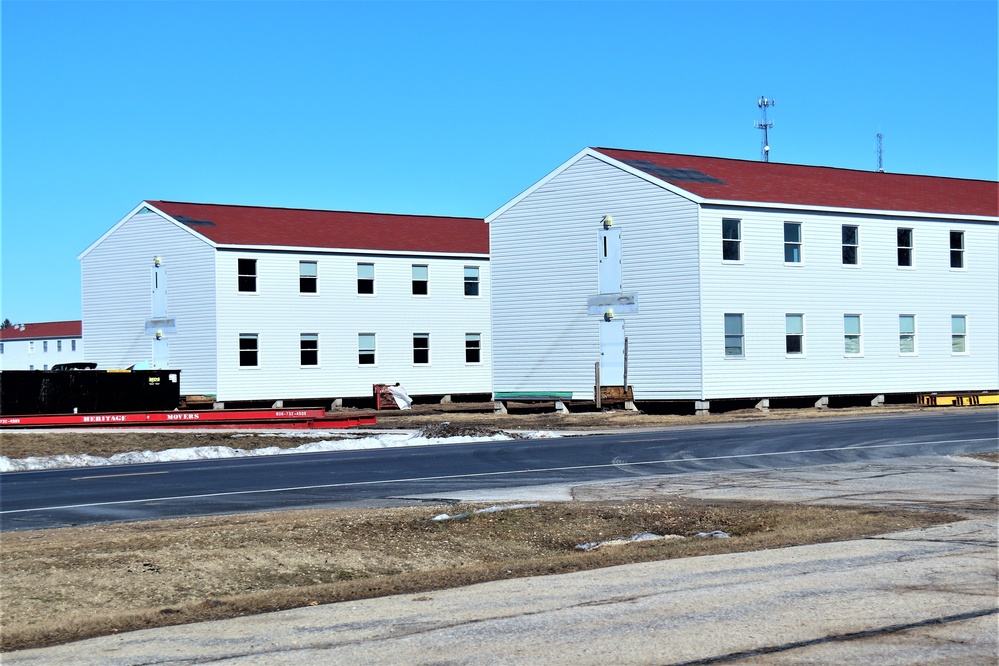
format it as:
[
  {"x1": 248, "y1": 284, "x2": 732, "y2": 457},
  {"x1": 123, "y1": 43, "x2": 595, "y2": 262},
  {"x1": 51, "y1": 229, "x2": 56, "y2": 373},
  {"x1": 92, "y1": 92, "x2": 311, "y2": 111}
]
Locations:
[
  {"x1": 489, "y1": 154, "x2": 702, "y2": 400},
  {"x1": 80, "y1": 210, "x2": 217, "y2": 395},
  {"x1": 700, "y1": 210, "x2": 997, "y2": 398},
  {"x1": 214, "y1": 251, "x2": 490, "y2": 401}
]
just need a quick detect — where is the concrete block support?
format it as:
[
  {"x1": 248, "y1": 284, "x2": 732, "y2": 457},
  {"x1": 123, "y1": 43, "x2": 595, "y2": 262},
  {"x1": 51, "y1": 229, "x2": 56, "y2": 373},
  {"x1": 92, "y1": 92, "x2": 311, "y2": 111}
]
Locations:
[
  {"x1": 755, "y1": 399, "x2": 770, "y2": 413},
  {"x1": 815, "y1": 396, "x2": 829, "y2": 410},
  {"x1": 871, "y1": 394, "x2": 885, "y2": 407},
  {"x1": 440, "y1": 395, "x2": 452, "y2": 404},
  {"x1": 331, "y1": 398, "x2": 343, "y2": 410},
  {"x1": 695, "y1": 400, "x2": 710, "y2": 416},
  {"x1": 272, "y1": 400, "x2": 284, "y2": 408},
  {"x1": 214, "y1": 402, "x2": 225, "y2": 410},
  {"x1": 554, "y1": 401, "x2": 570, "y2": 415},
  {"x1": 493, "y1": 400, "x2": 508, "y2": 415},
  {"x1": 624, "y1": 400, "x2": 638, "y2": 412}
]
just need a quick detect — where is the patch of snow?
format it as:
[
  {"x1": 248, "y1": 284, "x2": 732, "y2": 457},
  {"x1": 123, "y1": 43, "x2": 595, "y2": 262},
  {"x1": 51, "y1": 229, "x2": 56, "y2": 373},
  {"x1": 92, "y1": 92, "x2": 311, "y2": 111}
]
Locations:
[
  {"x1": 0, "y1": 431, "x2": 564, "y2": 472},
  {"x1": 431, "y1": 503, "x2": 541, "y2": 522},
  {"x1": 696, "y1": 530, "x2": 731, "y2": 538},
  {"x1": 575, "y1": 532, "x2": 672, "y2": 551}
]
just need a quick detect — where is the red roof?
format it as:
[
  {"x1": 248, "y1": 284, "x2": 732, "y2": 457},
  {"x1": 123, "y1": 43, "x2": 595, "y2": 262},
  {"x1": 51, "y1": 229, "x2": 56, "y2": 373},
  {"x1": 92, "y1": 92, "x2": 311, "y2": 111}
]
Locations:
[
  {"x1": 146, "y1": 201, "x2": 489, "y2": 254},
  {"x1": 0, "y1": 321, "x2": 82, "y2": 341},
  {"x1": 594, "y1": 148, "x2": 998, "y2": 218}
]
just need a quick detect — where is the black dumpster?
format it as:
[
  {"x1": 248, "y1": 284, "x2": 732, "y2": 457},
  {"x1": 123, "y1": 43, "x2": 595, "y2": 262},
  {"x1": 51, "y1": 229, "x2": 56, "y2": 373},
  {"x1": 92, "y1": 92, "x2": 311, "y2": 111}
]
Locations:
[{"x1": 0, "y1": 369, "x2": 181, "y2": 415}]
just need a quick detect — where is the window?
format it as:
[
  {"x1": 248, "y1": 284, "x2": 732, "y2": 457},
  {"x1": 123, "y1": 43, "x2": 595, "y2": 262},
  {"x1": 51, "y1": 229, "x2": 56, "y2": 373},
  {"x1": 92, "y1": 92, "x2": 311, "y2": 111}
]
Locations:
[
  {"x1": 952, "y1": 316, "x2": 967, "y2": 353},
  {"x1": 239, "y1": 334, "x2": 259, "y2": 367},
  {"x1": 358, "y1": 333, "x2": 376, "y2": 365},
  {"x1": 0, "y1": 343, "x2": 3, "y2": 354},
  {"x1": 897, "y1": 228, "x2": 913, "y2": 267},
  {"x1": 950, "y1": 231, "x2": 964, "y2": 269},
  {"x1": 784, "y1": 223, "x2": 802, "y2": 263},
  {"x1": 844, "y1": 315, "x2": 862, "y2": 355},
  {"x1": 842, "y1": 225, "x2": 859, "y2": 265},
  {"x1": 238, "y1": 258, "x2": 257, "y2": 292},
  {"x1": 722, "y1": 219, "x2": 741, "y2": 261},
  {"x1": 299, "y1": 261, "x2": 318, "y2": 293},
  {"x1": 785, "y1": 314, "x2": 803, "y2": 354},
  {"x1": 57, "y1": 340, "x2": 63, "y2": 352},
  {"x1": 724, "y1": 314, "x2": 744, "y2": 357},
  {"x1": 413, "y1": 333, "x2": 429, "y2": 364},
  {"x1": 464, "y1": 266, "x2": 480, "y2": 296},
  {"x1": 29, "y1": 365, "x2": 34, "y2": 371},
  {"x1": 899, "y1": 315, "x2": 916, "y2": 354},
  {"x1": 43, "y1": 365, "x2": 48, "y2": 371},
  {"x1": 300, "y1": 334, "x2": 318, "y2": 366},
  {"x1": 28, "y1": 341, "x2": 34, "y2": 353},
  {"x1": 71, "y1": 340, "x2": 77, "y2": 352},
  {"x1": 412, "y1": 265, "x2": 428, "y2": 295},
  {"x1": 357, "y1": 263, "x2": 374, "y2": 294},
  {"x1": 465, "y1": 333, "x2": 481, "y2": 363},
  {"x1": 43, "y1": 341, "x2": 48, "y2": 352}
]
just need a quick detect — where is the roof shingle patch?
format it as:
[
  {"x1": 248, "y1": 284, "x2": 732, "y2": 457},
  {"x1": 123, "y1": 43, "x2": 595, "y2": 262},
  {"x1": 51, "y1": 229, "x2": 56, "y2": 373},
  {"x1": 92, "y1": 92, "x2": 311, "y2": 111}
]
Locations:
[
  {"x1": 148, "y1": 201, "x2": 488, "y2": 255},
  {"x1": 596, "y1": 148, "x2": 997, "y2": 218}
]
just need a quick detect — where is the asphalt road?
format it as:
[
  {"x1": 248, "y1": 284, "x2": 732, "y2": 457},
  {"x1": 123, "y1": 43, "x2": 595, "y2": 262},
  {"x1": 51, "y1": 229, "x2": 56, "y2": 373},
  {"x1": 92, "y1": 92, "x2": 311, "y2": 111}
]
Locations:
[{"x1": 1, "y1": 410, "x2": 996, "y2": 531}]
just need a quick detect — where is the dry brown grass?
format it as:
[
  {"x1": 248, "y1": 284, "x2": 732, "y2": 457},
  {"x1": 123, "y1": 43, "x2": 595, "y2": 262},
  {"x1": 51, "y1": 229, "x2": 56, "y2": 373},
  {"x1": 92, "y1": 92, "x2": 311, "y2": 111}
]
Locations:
[{"x1": 0, "y1": 499, "x2": 953, "y2": 652}]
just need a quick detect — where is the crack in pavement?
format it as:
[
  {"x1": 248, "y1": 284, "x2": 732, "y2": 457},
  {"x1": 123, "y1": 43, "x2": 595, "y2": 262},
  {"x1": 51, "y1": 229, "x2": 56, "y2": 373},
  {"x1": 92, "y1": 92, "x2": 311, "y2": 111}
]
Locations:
[{"x1": 665, "y1": 607, "x2": 999, "y2": 665}]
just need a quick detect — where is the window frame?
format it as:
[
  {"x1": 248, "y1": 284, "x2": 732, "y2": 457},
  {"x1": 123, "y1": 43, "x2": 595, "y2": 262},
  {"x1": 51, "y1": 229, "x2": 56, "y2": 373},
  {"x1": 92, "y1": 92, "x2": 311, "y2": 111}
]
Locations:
[
  {"x1": 71, "y1": 340, "x2": 77, "y2": 352},
  {"x1": 722, "y1": 218, "x2": 742, "y2": 263},
  {"x1": 465, "y1": 333, "x2": 482, "y2": 364},
  {"x1": 464, "y1": 266, "x2": 480, "y2": 297},
  {"x1": 785, "y1": 314, "x2": 804, "y2": 356},
  {"x1": 897, "y1": 228, "x2": 914, "y2": 268},
  {"x1": 413, "y1": 333, "x2": 430, "y2": 365},
  {"x1": 57, "y1": 340, "x2": 63, "y2": 352},
  {"x1": 724, "y1": 313, "x2": 745, "y2": 358},
  {"x1": 783, "y1": 222, "x2": 802, "y2": 264},
  {"x1": 844, "y1": 314, "x2": 863, "y2": 357},
  {"x1": 28, "y1": 341, "x2": 34, "y2": 353},
  {"x1": 412, "y1": 264, "x2": 429, "y2": 296},
  {"x1": 951, "y1": 315, "x2": 968, "y2": 354},
  {"x1": 238, "y1": 258, "x2": 258, "y2": 293},
  {"x1": 358, "y1": 333, "x2": 376, "y2": 365},
  {"x1": 300, "y1": 333, "x2": 319, "y2": 367},
  {"x1": 299, "y1": 261, "x2": 318, "y2": 294},
  {"x1": 842, "y1": 225, "x2": 859, "y2": 266},
  {"x1": 43, "y1": 341, "x2": 48, "y2": 353},
  {"x1": 239, "y1": 333, "x2": 259, "y2": 368},
  {"x1": 357, "y1": 263, "x2": 375, "y2": 295},
  {"x1": 898, "y1": 314, "x2": 917, "y2": 355},
  {"x1": 949, "y1": 231, "x2": 965, "y2": 270}
]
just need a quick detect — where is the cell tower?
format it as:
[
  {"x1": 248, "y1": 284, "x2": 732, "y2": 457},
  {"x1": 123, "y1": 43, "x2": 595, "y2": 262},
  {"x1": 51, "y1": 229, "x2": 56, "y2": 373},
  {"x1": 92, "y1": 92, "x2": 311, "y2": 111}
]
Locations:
[
  {"x1": 755, "y1": 96, "x2": 775, "y2": 162},
  {"x1": 876, "y1": 132, "x2": 884, "y2": 172}
]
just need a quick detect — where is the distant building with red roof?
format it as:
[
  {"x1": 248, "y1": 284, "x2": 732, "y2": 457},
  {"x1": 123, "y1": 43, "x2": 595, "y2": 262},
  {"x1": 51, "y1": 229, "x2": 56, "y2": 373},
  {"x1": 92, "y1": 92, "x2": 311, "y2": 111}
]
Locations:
[
  {"x1": 487, "y1": 147, "x2": 997, "y2": 411},
  {"x1": 79, "y1": 203, "x2": 490, "y2": 403},
  {"x1": 0, "y1": 320, "x2": 84, "y2": 370}
]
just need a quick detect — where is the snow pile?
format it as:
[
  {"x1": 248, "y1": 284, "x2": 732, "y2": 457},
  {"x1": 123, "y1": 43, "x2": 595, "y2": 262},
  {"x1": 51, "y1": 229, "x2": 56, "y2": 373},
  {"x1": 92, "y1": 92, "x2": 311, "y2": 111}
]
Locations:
[
  {"x1": 0, "y1": 430, "x2": 563, "y2": 473},
  {"x1": 430, "y1": 503, "x2": 540, "y2": 522},
  {"x1": 575, "y1": 532, "x2": 685, "y2": 552}
]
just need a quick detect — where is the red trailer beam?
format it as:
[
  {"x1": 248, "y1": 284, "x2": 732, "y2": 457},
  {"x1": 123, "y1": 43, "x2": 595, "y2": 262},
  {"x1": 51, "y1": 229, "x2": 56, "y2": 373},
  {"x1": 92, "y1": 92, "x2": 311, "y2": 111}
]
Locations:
[{"x1": 0, "y1": 409, "x2": 376, "y2": 429}]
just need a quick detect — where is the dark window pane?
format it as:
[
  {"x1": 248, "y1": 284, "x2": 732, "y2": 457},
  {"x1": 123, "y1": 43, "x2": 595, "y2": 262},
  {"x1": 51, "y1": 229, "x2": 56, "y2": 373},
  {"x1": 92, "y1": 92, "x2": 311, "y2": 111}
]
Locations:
[
  {"x1": 843, "y1": 246, "x2": 857, "y2": 265},
  {"x1": 722, "y1": 240, "x2": 740, "y2": 261},
  {"x1": 358, "y1": 279, "x2": 374, "y2": 294},
  {"x1": 413, "y1": 280, "x2": 428, "y2": 295},
  {"x1": 786, "y1": 335, "x2": 802, "y2": 354}
]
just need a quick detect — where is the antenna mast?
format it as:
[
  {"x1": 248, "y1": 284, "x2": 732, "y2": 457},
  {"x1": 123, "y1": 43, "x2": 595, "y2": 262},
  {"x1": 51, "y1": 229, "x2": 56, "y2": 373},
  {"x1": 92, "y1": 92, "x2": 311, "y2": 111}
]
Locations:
[
  {"x1": 876, "y1": 132, "x2": 884, "y2": 172},
  {"x1": 755, "y1": 96, "x2": 775, "y2": 162}
]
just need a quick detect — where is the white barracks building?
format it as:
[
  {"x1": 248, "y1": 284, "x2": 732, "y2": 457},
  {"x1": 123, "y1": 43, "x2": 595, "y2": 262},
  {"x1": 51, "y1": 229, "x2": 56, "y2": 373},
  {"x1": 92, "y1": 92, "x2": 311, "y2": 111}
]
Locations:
[
  {"x1": 487, "y1": 148, "x2": 998, "y2": 411},
  {"x1": 79, "y1": 201, "x2": 491, "y2": 404}
]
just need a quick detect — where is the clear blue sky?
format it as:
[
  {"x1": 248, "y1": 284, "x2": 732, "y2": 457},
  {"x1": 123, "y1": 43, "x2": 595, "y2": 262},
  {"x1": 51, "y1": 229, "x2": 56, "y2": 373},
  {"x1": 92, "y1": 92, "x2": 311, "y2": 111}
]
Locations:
[{"x1": 2, "y1": 1, "x2": 996, "y2": 324}]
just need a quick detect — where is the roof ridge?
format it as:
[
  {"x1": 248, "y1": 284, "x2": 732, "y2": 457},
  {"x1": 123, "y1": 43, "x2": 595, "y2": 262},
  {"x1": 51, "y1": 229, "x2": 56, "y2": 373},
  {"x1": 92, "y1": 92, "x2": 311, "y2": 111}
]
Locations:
[
  {"x1": 592, "y1": 147, "x2": 998, "y2": 184},
  {"x1": 148, "y1": 200, "x2": 483, "y2": 222}
]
